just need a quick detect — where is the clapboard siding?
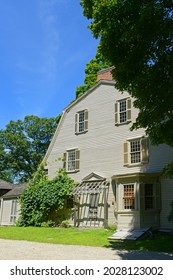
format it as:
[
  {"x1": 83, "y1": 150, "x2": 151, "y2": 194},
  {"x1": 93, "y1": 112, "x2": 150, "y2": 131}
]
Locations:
[
  {"x1": 160, "y1": 178, "x2": 173, "y2": 228},
  {"x1": 0, "y1": 199, "x2": 20, "y2": 226},
  {"x1": 46, "y1": 82, "x2": 173, "y2": 183},
  {"x1": 0, "y1": 199, "x2": 11, "y2": 225}
]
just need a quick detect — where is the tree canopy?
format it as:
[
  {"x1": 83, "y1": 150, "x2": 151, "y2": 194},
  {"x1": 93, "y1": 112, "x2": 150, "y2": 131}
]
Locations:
[
  {"x1": 80, "y1": 0, "x2": 173, "y2": 148},
  {"x1": 76, "y1": 46, "x2": 111, "y2": 98},
  {"x1": 0, "y1": 115, "x2": 60, "y2": 183}
]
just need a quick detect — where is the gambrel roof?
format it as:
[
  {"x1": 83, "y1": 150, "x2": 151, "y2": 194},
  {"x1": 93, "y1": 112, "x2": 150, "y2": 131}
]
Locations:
[{"x1": 43, "y1": 78, "x2": 115, "y2": 163}]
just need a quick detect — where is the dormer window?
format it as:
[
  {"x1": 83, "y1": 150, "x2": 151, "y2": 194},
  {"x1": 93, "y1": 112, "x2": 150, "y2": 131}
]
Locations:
[{"x1": 75, "y1": 109, "x2": 88, "y2": 134}]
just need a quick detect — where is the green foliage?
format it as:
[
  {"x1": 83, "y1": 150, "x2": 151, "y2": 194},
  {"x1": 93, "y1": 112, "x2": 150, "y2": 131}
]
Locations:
[
  {"x1": 18, "y1": 167, "x2": 74, "y2": 227},
  {"x1": 168, "y1": 201, "x2": 173, "y2": 223},
  {"x1": 163, "y1": 162, "x2": 173, "y2": 179},
  {"x1": 81, "y1": 0, "x2": 173, "y2": 150},
  {"x1": 59, "y1": 220, "x2": 70, "y2": 228},
  {"x1": 76, "y1": 46, "x2": 111, "y2": 98},
  {"x1": 0, "y1": 115, "x2": 61, "y2": 183}
]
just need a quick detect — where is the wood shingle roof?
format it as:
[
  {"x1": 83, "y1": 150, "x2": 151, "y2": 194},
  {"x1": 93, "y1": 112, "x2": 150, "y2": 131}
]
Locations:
[{"x1": 0, "y1": 179, "x2": 13, "y2": 190}]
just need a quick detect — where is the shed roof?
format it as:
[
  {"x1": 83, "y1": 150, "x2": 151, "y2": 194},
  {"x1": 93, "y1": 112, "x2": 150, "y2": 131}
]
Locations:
[
  {"x1": 0, "y1": 179, "x2": 13, "y2": 190},
  {"x1": 2, "y1": 183, "x2": 28, "y2": 198}
]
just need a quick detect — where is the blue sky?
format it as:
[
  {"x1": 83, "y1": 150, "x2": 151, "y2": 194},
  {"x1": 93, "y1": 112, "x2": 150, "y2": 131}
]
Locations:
[{"x1": 0, "y1": 0, "x2": 98, "y2": 129}]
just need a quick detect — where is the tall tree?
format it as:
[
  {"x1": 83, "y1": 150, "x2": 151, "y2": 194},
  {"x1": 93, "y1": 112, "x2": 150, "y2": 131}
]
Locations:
[
  {"x1": 76, "y1": 46, "x2": 111, "y2": 98},
  {"x1": 0, "y1": 115, "x2": 60, "y2": 183},
  {"x1": 80, "y1": 0, "x2": 173, "y2": 148}
]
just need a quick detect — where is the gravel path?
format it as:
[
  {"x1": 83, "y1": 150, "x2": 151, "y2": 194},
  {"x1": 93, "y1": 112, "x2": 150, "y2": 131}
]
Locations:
[{"x1": 0, "y1": 239, "x2": 173, "y2": 260}]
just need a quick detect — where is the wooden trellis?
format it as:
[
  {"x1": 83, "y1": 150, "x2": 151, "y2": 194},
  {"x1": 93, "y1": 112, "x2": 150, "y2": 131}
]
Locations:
[{"x1": 72, "y1": 180, "x2": 109, "y2": 227}]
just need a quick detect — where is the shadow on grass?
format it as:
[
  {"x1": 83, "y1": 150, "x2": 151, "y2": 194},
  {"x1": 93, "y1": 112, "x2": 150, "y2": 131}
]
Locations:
[{"x1": 104, "y1": 232, "x2": 173, "y2": 260}]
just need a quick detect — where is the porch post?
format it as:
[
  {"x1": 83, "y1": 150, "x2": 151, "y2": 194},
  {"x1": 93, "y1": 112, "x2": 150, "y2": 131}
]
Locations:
[
  {"x1": 0, "y1": 198, "x2": 3, "y2": 225},
  {"x1": 73, "y1": 196, "x2": 77, "y2": 227},
  {"x1": 103, "y1": 188, "x2": 108, "y2": 227}
]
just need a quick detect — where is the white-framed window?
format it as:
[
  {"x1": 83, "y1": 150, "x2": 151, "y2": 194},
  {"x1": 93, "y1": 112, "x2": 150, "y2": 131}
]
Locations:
[
  {"x1": 130, "y1": 139, "x2": 141, "y2": 164},
  {"x1": 67, "y1": 150, "x2": 76, "y2": 171},
  {"x1": 78, "y1": 111, "x2": 85, "y2": 133},
  {"x1": 123, "y1": 137, "x2": 149, "y2": 166},
  {"x1": 63, "y1": 149, "x2": 80, "y2": 172},
  {"x1": 123, "y1": 184, "x2": 135, "y2": 210},
  {"x1": 10, "y1": 199, "x2": 18, "y2": 223},
  {"x1": 115, "y1": 98, "x2": 131, "y2": 125},
  {"x1": 75, "y1": 109, "x2": 88, "y2": 134}
]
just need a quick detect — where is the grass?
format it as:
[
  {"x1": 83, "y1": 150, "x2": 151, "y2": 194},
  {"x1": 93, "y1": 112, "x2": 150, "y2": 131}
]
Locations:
[
  {"x1": 0, "y1": 226, "x2": 113, "y2": 247},
  {"x1": 0, "y1": 226, "x2": 173, "y2": 253},
  {"x1": 109, "y1": 232, "x2": 173, "y2": 253}
]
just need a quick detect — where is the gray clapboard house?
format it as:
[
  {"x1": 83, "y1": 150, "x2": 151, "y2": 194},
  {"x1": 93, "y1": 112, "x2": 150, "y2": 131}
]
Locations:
[{"x1": 44, "y1": 67, "x2": 173, "y2": 230}]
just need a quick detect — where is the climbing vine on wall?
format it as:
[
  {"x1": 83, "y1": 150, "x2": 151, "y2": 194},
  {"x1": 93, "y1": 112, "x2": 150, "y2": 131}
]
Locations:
[{"x1": 18, "y1": 166, "x2": 74, "y2": 227}]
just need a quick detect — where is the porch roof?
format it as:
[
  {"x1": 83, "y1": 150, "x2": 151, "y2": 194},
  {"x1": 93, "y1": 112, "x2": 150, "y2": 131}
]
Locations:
[{"x1": 72, "y1": 180, "x2": 109, "y2": 195}]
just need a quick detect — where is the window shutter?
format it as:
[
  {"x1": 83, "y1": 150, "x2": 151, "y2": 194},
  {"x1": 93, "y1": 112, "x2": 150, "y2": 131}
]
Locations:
[
  {"x1": 75, "y1": 149, "x2": 80, "y2": 171},
  {"x1": 84, "y1": 110, "x2": 88, "y2": 131},
  {"x1": 139, "y1": 183, "x2": 145, "y2": 210},
  {"x1": 115, "y1": 102, "x2": 118, "y2": 124},
  {"x1": 75, "y1": 113, "x2": 78, "y2": 134},
  {"x1": 127, "y1": 98, "x2": 131, "y2": 121},
  {"x1": 141, "y1": 137, "x2": 149, "y2": 164},
  {"x1": 155, "y1": 182, "x2": 161, "y2": 210},
  {"x1": 63, "y1": 152, "x2": 67, "y2": 170},
  {"x1": 123, "y1": 141, "x2": 129, "y2": 166}
]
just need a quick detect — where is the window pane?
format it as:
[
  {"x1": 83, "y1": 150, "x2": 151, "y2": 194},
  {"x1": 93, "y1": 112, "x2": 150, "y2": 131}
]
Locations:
[
  {"x1": 67, "y1": 150, "x2": 76, "y2": 171},
  {"x1": 120, "y1": 100, "x2": 126, "y2": 112},
  {"x1": 131, "y1": 152, "x2": 141, "y2": 163},
  {"x1": 79, "y1": 111, "x2": 84, "y2": 122},
  {"x1": 145, "y1": 184, "x2": 153, "y2": 209},
  {"x1": 78, "y1": 111, "x2": 85, "y2": 132},
  {"x1": 119, "y1": 100, "x2": 127, "y2": 123},
  {"x1": 10, "y1": 200, "x2": 17, "y2": 223},
  {"x1": 124, "y1": 198, "x2": 134, "y2": 209},
  {"x1": 120, "y1": 112, "x2": 127, "y2": 123},
  {"x1": 79, "y1": 122, "x2": 84, "y2": 132},
  {"x1": 124, "y1": 185, "x2": 134, "y2": 209},
  {"x1": 130, "y1": 140, "x2": 141, "y2": 163}
]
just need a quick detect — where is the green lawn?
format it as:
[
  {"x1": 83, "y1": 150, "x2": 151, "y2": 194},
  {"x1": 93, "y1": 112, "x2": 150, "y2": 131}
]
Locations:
[
  {"x1": 0, "y1": 226, "x2": 172, "y2": 253},
  {"x1": 0, "y1": 226, "x2": 112, "y2": 247},
  {"x1": 109, "y1": 232, "x2": 173, "y2": 253}
]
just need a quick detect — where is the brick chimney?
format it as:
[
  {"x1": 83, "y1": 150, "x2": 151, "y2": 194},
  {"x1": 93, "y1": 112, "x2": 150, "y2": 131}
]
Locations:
[{"x1": 97, "y1": 66, "x2": 114, "y2": 82}]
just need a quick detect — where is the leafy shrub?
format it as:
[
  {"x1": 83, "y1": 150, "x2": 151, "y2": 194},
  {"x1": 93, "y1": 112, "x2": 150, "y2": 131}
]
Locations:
[
  {"x1": 168, "y1": 201, "x2": 173, "y2": 223},
  {"x1": 18, "y1": 166, "x2": 74, "y2": 227},
  {"x1": 59, "y1": 220, "x2": 70, "y2": 228},
  {"x1": 41, "y1": 220, "x2": 56, "y2": 228}
]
